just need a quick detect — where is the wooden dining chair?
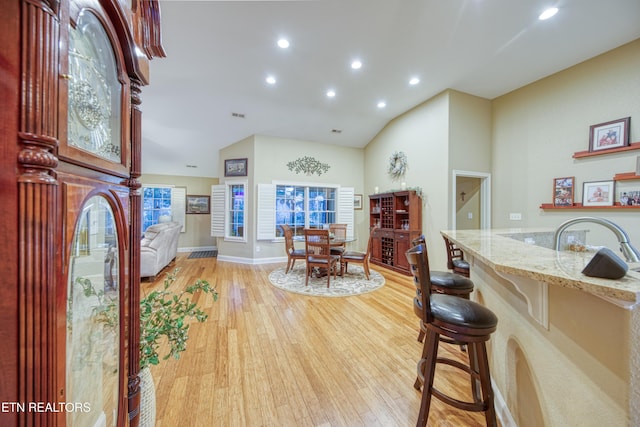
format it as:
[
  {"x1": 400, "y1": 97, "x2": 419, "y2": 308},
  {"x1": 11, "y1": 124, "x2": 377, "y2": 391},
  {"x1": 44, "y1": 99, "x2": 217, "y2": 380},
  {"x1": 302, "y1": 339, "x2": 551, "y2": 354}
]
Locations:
[
  {"x1": 341, "y1": 227, "x2": 375, "y2": 279},
  {"x1": 304, "y1": 228, "x2": 341, "y2": 287},
  {"x1": 280, "y1": 224, "x2": 306, "y2": 273},
  {"x1": 328, "y1": 223, "x2": 348, "y2": 256}
]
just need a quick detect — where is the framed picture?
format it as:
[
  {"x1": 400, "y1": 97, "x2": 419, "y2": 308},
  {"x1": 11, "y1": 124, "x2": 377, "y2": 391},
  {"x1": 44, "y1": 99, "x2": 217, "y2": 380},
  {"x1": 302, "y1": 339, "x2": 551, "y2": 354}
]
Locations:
[
  {"x1": 589, "y1": 117, "x2": 630, "y2": 152},
  {"x1": 186, "y1": 195, "x2": 210, "y2": 214},
  {"x1": 354, "y1": 194, "x2": 363, "y2": 210},
  {"x1": 616, "y1": 180, "x2": 640, "y2": 206},
  {"x1": 582, "y1": 180, "x2": 614, "y2": 207},
  {"x1": 224, "y1": 158, "x2": 248, "y2": 177},
  {"x1": 553, "y1": 176, "x2": 574, "y2": 207}
]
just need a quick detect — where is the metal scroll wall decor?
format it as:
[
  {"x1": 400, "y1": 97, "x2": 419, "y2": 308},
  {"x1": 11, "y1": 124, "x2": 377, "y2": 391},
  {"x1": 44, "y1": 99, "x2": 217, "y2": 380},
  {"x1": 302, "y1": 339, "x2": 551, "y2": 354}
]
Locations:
[{"x1": 287, "y1": 156, "x2": 331, "y2": 176}]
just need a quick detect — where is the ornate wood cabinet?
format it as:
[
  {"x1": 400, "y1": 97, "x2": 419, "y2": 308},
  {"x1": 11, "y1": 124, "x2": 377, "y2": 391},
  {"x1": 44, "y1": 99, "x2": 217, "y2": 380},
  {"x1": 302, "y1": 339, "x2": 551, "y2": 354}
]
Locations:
[
  {"x1": 0, "y1": 1, "x2": 164, "y2": 425},
  {"x1": 369, "y1": 190, "x2": 422, "y2": 275}
]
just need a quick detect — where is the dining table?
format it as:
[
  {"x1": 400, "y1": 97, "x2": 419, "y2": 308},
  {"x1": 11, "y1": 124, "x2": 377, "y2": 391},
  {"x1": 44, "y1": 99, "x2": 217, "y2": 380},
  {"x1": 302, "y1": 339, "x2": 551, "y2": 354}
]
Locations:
[{"x1": 294, "y1": 235, "x2": 356, "y2": 277}]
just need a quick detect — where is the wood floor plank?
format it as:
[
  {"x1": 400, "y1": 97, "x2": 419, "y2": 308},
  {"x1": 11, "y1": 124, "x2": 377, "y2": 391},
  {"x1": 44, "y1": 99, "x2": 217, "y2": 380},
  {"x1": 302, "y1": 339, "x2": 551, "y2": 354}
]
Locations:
[{"x1": 146, "y1": 255, "x2": 492, "y2": 426}]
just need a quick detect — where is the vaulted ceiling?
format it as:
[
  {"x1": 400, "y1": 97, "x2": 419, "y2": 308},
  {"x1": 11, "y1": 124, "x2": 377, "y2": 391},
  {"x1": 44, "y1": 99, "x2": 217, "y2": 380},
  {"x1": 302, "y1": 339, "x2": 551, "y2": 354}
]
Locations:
[{"x1": 141, "y1": 0, "x2": 640, "y2": 178}]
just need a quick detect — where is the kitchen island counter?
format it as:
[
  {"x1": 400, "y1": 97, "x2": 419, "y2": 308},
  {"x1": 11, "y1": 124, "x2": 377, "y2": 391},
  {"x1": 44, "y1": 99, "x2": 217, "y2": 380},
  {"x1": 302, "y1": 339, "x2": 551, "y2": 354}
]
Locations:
[
  {"x1": 440, "y1": 228, "x2": 640, "y2": 427},
  {"x1": 441, "y1": 228, "x2": 640, "y2": 304}
]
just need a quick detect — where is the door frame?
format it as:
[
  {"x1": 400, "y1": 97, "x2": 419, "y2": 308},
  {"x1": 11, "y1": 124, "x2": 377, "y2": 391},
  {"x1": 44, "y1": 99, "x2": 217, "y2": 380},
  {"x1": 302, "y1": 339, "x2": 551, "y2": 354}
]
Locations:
[{"x1": 451, "y1": 170, "x2": 491, "y2": 230}]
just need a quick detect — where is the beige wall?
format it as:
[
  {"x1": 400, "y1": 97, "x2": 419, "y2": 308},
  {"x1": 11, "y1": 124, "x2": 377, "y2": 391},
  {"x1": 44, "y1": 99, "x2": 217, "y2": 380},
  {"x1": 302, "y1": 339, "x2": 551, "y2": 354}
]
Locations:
[
  {"x1": 364, "y1": 90, "x2": 492, "y2": 270},
  {"x1": 364, "y1": 91, "x2": 449, "y2": 269},
  {"x1": 219, "y1": 135, "x2": 366, "y2": 262},
  {"x1": 492, "y1": 38, "x2": 640, "y2": 248},
  {"x1": 141, "y1": 173, "x2": 219, "y2": 250},
  {"x1": 218, "y1": 136, "x2": 255, "y2": 259}
]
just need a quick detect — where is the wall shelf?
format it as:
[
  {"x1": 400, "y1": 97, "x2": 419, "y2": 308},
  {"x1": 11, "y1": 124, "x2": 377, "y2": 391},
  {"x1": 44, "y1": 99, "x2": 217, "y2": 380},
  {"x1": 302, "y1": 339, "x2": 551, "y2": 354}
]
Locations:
[
  {"x1": 614, "y1": 172, "x2": 640, "y2": 181},
  {"x1": 540, "y1": 202, "x2": 640, "y2": 210},
  {"x1": 541, "y1": 170, "x2": 640, "y2": 210},
  {"x1": 572, "y1": 141, "x2": 640, "y2": 159}
]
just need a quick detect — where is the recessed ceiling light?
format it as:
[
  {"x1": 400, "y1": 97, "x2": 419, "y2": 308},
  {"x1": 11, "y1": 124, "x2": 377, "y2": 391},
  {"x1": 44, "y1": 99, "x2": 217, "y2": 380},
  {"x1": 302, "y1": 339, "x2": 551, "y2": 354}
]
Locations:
[
  {"x1": 409, "y1": 77, "x2": 420, "y2": 85},
  {"x1": 326, "y1": 90, "x2": 336, "y2": 98},
  {"x1": 377, "y1": 101, "x2": 386, "y2": 108},
  {"x1": 539, "y1": 7, "x2": 558, "y2": 20},
  {"x1": 266, "y1": 75, "x2": 276, "y2": 85},
  {"x1": 351, "y1": 60, "x2": 362, "y2": 70},
  {"x1": 277, "y1": 38, "x2": 290, "y2": 49}
]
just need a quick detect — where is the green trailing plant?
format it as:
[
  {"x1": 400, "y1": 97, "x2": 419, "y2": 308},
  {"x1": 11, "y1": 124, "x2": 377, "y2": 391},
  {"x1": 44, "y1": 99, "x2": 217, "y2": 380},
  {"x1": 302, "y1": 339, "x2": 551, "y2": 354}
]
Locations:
[
  {"x1": 72, "y1": 268, "x2": 219, "y2": 369},
  {"x1": 140, "y1": 268, "x2": 218, "y2": 368}
]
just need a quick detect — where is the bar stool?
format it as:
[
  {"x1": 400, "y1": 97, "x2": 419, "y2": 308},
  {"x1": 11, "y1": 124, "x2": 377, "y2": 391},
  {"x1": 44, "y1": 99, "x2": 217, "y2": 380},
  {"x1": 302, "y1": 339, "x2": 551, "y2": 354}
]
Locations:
[
  {"x1": 443, "y1": 235, "x2": 471, "y2": 278},
  {"x1": 406, "y1": 243, "x2": 498, "y2": 427},
  {"x1": 412, "y1": 236, "x2": 474, "y2": 343}
]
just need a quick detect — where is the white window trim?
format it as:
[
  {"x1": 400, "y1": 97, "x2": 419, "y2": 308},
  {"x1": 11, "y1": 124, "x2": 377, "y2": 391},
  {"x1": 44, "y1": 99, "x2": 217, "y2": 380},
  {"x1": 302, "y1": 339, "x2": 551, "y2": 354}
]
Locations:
[{"x1": 211, "y1": 180, "x2": 248, "y2": 242}]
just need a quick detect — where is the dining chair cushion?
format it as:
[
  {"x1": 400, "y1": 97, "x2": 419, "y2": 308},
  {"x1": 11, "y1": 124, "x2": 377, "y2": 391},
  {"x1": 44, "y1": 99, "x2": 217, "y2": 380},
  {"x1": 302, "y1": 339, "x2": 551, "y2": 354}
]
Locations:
[
  {"x1": 341, "y1": 250, "x2": 365, "y2": 261},
  {"x1": 307, "y1": 254, "x2": 340, "y2": 264},
  {"x1": 290, "y1": 248, "x2": 306, "y2": 257}
]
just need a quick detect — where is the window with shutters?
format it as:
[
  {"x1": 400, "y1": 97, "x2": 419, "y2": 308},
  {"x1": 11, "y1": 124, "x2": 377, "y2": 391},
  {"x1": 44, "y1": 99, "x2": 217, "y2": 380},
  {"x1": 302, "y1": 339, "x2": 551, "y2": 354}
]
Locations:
[
  {"x1": 211, "y1": 181, "x2": 247, "y2": 242},
  {"x1": 218, "y1": 183, "x2": 353, "y2": 242},
  {"x1": 268, "y1": 184, "x2": 353, "y2": 240}
]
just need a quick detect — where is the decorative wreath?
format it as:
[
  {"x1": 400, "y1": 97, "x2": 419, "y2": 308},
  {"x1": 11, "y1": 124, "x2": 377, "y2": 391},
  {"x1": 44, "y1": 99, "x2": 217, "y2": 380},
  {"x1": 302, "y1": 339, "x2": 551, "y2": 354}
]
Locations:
[{"x1": 388, "y1": 151, "x2": 408, "y2": 180}]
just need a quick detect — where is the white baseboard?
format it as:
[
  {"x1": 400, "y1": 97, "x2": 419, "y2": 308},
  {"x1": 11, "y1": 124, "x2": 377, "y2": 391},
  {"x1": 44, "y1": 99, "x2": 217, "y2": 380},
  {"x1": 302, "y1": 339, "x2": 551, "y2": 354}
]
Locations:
[
  {"x1": 177, "y1": 246, "x2": 217, "y2": 253},
  {"x1": 217, "y1": 255, "x2": 285, "y2": 265},
  {"x1": 493, "y1": 378, "x2": 517, "y2": 427}
]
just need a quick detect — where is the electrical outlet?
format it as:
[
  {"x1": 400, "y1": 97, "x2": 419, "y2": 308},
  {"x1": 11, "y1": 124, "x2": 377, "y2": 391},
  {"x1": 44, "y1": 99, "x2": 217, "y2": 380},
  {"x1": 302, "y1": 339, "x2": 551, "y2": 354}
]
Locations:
[
  {"x1": 509, "y1": 213, "x2": 522, "y2": 221},
  {"x1": 468, "y1": 212, "x2": 473, "y2": 219},
  {"x1": 256, "y1": 245, "x2": 261, "y2": 252}
]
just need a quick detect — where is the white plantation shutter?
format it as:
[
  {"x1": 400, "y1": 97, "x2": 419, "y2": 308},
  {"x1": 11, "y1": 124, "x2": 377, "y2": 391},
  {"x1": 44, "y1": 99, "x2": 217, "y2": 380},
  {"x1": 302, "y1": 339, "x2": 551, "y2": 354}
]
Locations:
[
  {"x1": 257, "y1": 183, "x2": 276, "y2": 240},
  {"x1": 337, "y1": 187, "x2": 354, "y2": 238},
  {"x1": 210, "y1": 184, "x2": 225, "y2": 237},
  {"x1": 170, "y1": 186, "x2": 186, "y2": 232}
]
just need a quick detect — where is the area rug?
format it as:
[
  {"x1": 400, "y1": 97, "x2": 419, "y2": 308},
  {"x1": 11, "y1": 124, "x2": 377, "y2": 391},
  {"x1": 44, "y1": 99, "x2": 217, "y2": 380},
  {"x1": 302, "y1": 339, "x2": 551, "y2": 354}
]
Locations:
[
  {"x1": 268, "y1": 264, "x2": 384, "y2": 297},
  {"x1": 187, "y1": 250, "x2": 218, "y2": 259}
]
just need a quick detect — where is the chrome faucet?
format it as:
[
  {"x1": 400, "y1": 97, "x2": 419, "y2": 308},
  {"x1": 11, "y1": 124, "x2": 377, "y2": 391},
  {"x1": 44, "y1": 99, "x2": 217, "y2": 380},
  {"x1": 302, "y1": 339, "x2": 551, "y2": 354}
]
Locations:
[{"x1": 553, "y1": 216, "x2": 640, "y2": 262}]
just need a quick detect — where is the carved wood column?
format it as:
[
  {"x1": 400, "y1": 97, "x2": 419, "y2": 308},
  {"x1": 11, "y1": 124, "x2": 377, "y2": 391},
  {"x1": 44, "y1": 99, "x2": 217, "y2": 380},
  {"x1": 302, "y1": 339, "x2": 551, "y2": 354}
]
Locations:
[
  {"x1": 127, "y1": 78, "x2": 143, "y2": 427},
  {"x1": 17, "y1": 0, "x2": 61, "y2": 425}
]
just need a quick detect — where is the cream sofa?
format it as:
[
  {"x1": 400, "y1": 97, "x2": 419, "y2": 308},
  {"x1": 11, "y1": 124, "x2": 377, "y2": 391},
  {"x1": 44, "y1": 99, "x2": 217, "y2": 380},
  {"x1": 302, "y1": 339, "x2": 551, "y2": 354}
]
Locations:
[{"x1": 140, "y1": 222, "x2": 182, "y2": 279}]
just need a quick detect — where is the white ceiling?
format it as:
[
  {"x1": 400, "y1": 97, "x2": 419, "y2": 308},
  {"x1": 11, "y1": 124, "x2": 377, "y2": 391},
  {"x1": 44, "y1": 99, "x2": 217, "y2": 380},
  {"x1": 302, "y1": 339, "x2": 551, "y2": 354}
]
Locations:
[{"x1": 141, "y1": 0, "x2": 640, "y2": 178}]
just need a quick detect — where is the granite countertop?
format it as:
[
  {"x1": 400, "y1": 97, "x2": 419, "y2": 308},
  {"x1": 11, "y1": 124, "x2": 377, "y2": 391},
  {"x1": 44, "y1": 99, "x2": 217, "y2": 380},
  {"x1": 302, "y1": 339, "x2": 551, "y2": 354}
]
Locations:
[{"x1": 441, "y1": 228, "x2": 640, "y2": 304}]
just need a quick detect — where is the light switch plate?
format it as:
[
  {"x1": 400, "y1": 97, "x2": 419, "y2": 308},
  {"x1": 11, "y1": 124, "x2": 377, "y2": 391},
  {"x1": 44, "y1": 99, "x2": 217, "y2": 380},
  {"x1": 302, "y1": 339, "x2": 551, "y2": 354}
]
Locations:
[{"x1": 509, "y1": 213, "x2": 522, "y2": 220}]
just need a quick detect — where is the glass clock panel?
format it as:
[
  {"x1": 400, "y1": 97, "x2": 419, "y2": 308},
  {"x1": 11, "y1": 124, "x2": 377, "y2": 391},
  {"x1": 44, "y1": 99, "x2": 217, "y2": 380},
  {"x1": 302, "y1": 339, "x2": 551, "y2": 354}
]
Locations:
[
  {"x1": 66, "y1": 195, "x2": 120, "y2": 426},
  {"x1": 68, "y1": 11, "x2": 122, "y2": 162}
]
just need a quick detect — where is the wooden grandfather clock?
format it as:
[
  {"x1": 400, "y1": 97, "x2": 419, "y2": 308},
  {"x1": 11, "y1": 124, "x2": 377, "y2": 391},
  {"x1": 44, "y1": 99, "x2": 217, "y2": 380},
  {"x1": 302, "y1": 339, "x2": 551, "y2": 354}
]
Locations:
[{"x1": 0, "y1": 0, "x2": 164, "y2": 425}]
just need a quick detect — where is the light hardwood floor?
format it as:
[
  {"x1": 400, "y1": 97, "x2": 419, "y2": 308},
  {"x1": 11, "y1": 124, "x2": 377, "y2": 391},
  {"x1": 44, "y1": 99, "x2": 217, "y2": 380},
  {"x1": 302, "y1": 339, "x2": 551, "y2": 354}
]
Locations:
[{"x1": 145, "y1": 254, "x2": 489, "y2": 427}]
